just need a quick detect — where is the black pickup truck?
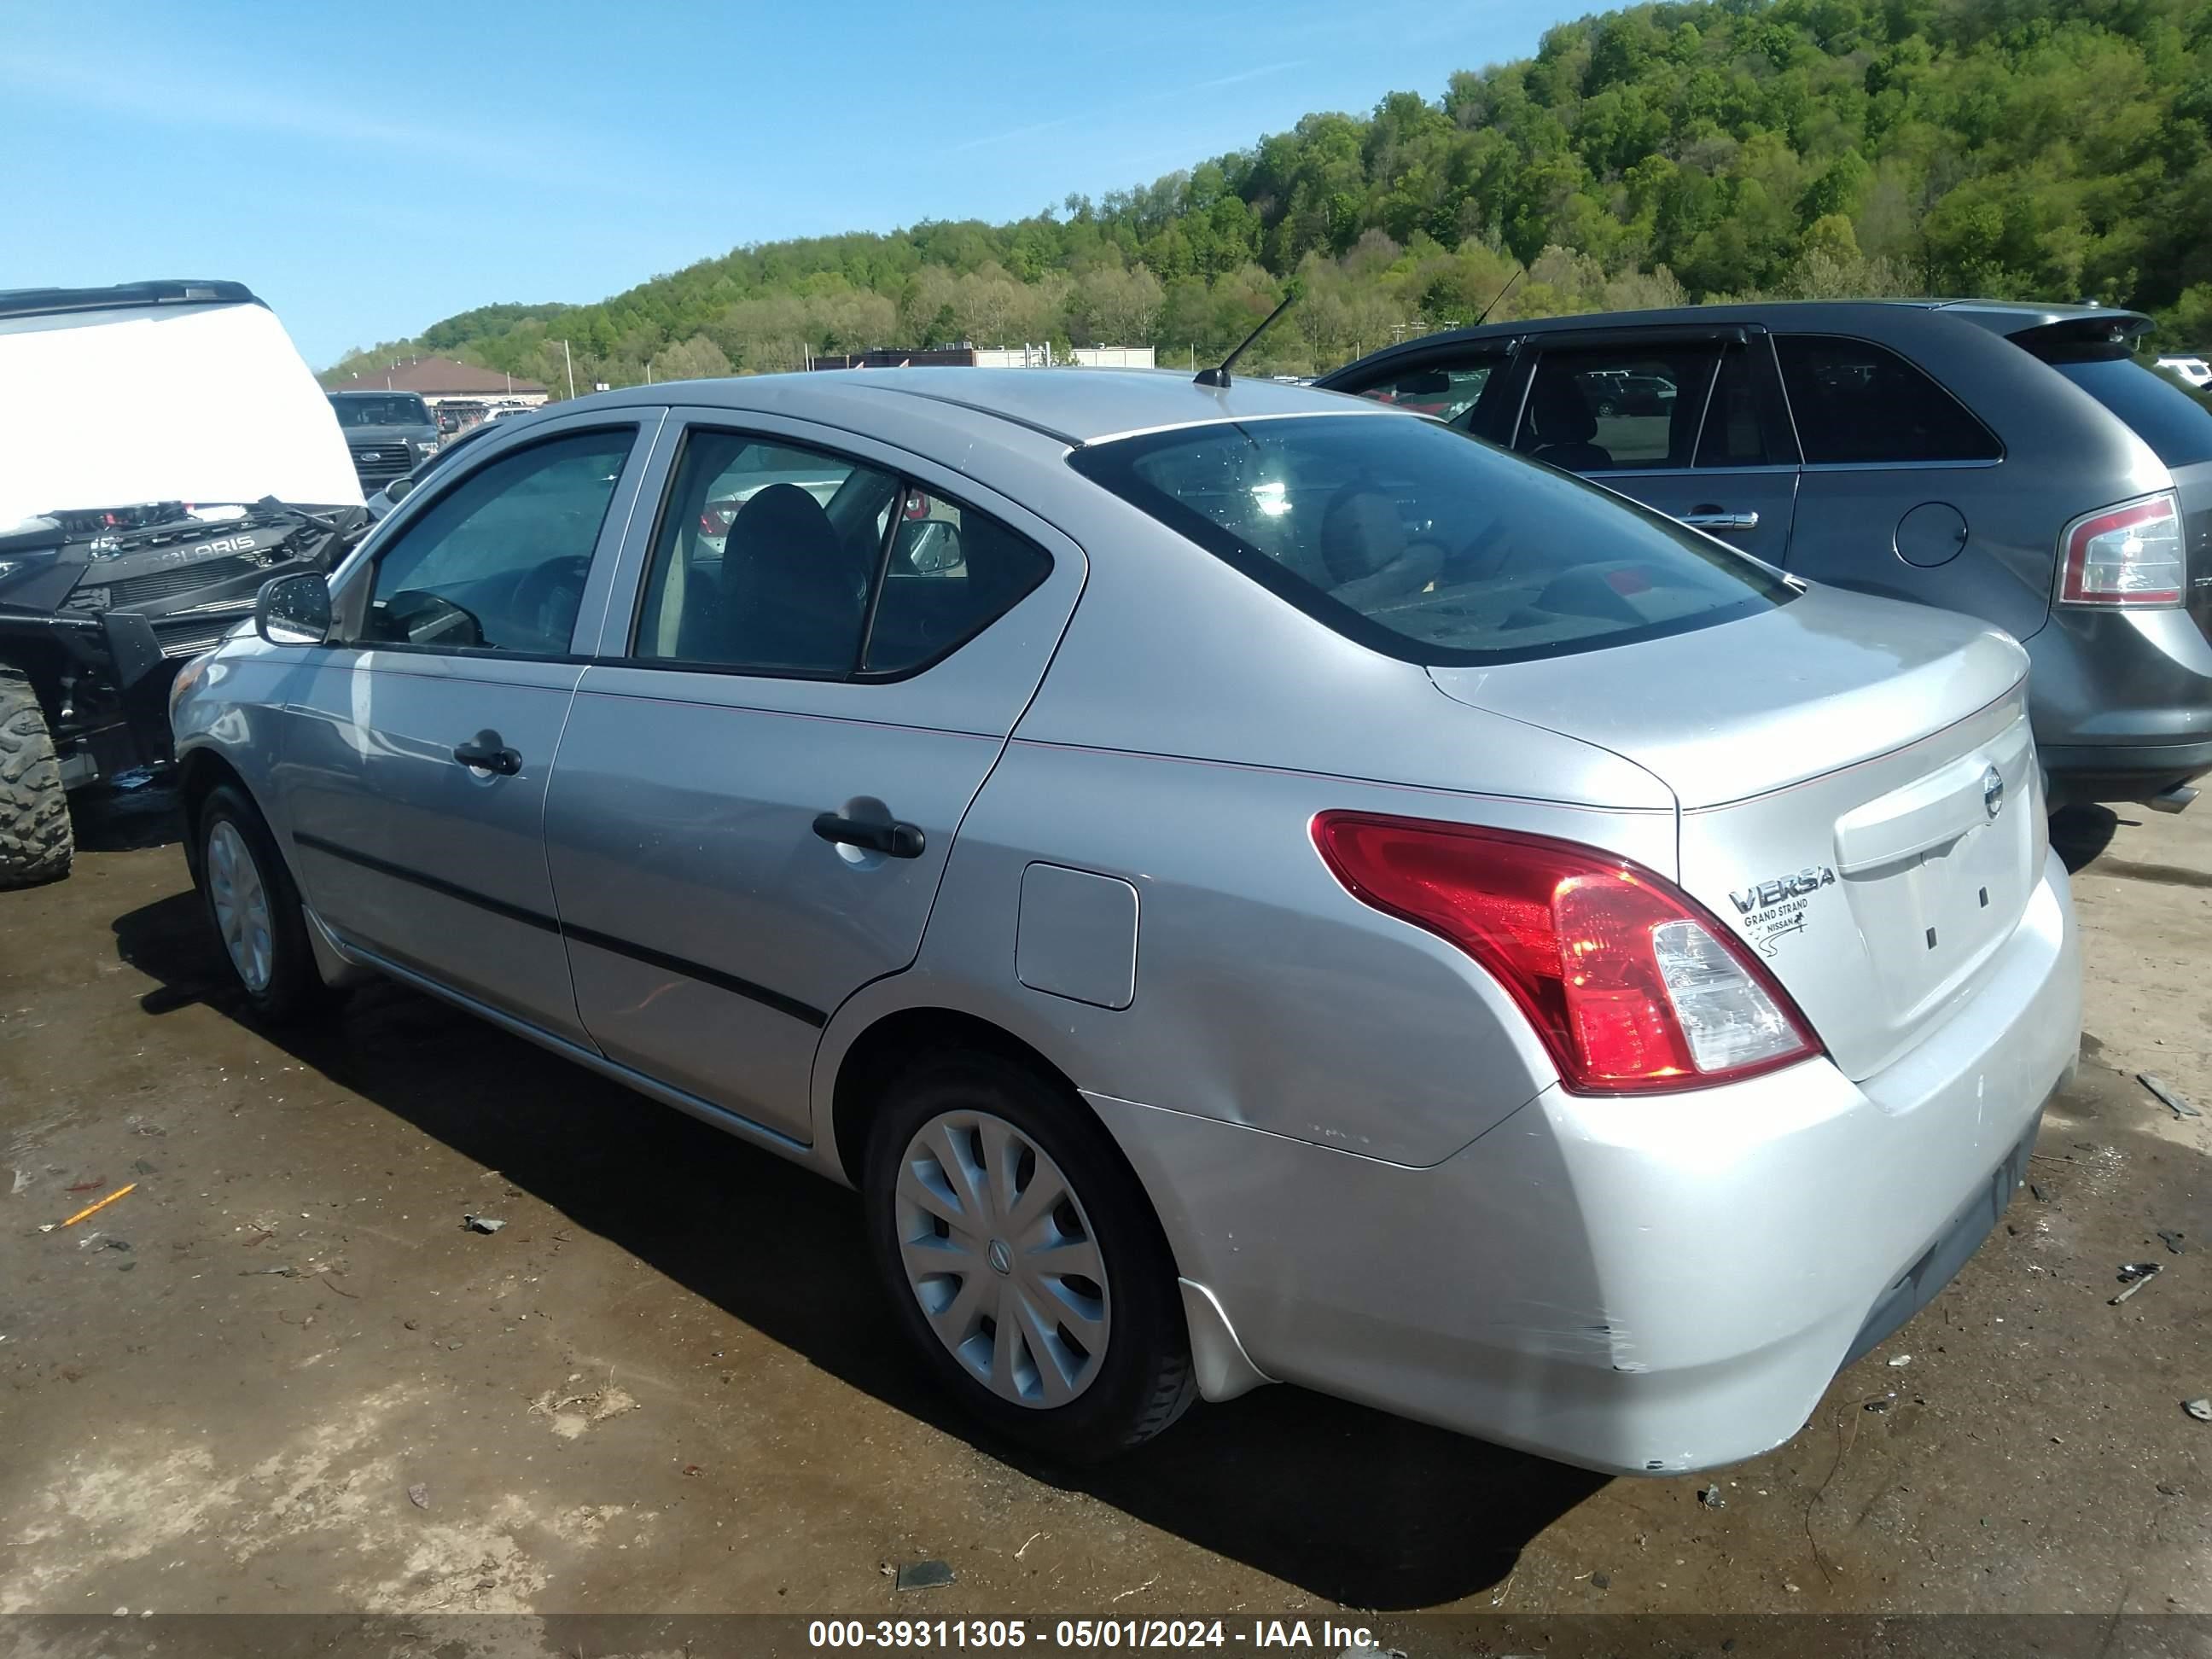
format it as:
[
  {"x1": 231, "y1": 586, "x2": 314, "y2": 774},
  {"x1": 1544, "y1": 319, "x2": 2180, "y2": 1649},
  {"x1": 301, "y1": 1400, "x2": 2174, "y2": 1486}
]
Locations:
[{"x1": 0, "y1": 280, "x2": 366, "y2": 886}]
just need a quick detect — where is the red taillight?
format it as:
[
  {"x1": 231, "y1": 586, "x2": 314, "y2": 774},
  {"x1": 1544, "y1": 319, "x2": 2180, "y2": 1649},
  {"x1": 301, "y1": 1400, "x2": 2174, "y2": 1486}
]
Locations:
[
  {"x1": 1313, "y1": 812, "x2": 1820, "y2": 1094},
  {"x1": 700, "y1": 505, "x2": 734, "y2": 536},
  {"x1": 2058, "y1": 492, "x2": 2183, "y2": 607},
  {"x1": 903, "y1": 489, "x2": 932, "y2": 521}
]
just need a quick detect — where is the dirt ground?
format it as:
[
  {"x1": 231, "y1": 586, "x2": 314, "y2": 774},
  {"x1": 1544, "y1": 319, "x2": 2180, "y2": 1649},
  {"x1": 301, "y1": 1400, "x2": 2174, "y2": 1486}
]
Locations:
[{"x1": 1, "y1": 787, "x2": 2207, "y2": 1623}]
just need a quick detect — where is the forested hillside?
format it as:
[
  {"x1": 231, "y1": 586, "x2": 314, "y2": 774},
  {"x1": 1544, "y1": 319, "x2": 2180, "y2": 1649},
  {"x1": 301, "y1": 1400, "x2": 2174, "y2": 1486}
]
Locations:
[{"x1": 327, "y1": 0, "x2": 2212, "y2": 393}]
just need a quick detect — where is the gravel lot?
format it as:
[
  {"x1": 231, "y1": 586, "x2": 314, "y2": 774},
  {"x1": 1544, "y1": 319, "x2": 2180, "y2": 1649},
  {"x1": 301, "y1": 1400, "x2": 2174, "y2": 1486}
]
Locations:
[{"x1": 2, "y1": 789, "x2": 2206, "y2": 1621}]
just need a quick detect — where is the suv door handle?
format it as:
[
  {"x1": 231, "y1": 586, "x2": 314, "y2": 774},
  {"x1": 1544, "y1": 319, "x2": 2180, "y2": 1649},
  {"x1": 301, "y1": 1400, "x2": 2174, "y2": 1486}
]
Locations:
[
  {"x1": 812, "y1": 812, "x2": 926, "y2": 859},
  {"x1": 1680, "y1": 507, "x2": 1760, "y2": 532},
  {"x1": 452, "y1": 731, "x2": 521, "y2": 775}
]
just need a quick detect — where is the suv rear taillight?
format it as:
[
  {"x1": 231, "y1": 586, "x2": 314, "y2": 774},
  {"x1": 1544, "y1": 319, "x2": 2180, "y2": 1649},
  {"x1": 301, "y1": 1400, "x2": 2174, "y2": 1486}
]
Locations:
[
  {"x1": 1313, "y1": 813, "x2": 1820, "y2": 1095},
  {"x1": 2058, "y1": 491, "x2": 2183, "y2": 607}
]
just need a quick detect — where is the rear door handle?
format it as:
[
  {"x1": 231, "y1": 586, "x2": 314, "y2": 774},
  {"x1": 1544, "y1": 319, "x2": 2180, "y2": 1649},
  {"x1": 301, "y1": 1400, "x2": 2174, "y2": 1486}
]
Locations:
[
  {"x1": 1680, "y1": 508, "x2": 1760, "y2": 532},
  {"x1": 812, "y1": 812, "x2": 926, "y2": 859},
  {"x1": 452, "y1": 731, "x2": 521, "y2": 775}
]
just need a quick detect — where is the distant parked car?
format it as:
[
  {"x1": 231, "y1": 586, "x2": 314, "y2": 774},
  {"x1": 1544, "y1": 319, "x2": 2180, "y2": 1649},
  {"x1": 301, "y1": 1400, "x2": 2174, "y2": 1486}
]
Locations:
[
  {"x1": 1324, "y1": 301, "x2": 2212, "y2": 811},
  {"x1": 2155, "y1": 354, "x2": 2210, "y2": 392},
  {"x1": 174, "y1": 368, "x2": 2079, "y2": 1476},
  {"x1": 327, "y1": 390, "x2": 440, "y2": 491},
  {"x1": 364, "y1": 418, "x2": 503, "y2": 520}
]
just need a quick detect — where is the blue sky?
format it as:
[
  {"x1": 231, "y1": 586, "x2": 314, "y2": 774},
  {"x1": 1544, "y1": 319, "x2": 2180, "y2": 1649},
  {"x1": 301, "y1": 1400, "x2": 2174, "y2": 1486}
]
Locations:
[{"x1": 2, "y1": 0, "x2": 1591, "y2": 368}]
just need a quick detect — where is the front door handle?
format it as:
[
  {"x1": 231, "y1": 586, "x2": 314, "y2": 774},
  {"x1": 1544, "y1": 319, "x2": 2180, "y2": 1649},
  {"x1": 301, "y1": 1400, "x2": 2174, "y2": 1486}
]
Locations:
[
  {"x1": 1680, "y1": 507, "x2": 1760, "y2": 532},
  {"x1": 452, "y1": 731, "x2": 521, "y2": 776},
  {"x1": 812, "y1": 812, "x2": 926, "y2": 859}
]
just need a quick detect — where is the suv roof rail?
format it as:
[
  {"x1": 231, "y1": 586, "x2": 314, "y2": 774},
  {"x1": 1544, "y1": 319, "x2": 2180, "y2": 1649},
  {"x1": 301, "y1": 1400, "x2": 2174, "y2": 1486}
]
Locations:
[{"x1": 0, "y1": 280, "x2": 265, "y2": 322}]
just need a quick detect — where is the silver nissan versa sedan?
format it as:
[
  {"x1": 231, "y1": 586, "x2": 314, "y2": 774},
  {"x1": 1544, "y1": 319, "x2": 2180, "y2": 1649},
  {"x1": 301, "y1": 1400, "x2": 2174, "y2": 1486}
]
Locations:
[{"x1": 169, "y1": 369, "x2": 2081, "y2": 1476}]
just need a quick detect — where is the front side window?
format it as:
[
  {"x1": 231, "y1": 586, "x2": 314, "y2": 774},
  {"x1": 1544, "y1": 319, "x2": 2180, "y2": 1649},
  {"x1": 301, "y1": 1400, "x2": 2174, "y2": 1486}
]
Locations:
[
  {"x1": 362, "y1": 428, "x2": 632, "y2": 655},
  {"x1": 1071, "y1": 414, "x2": 1793, "y2": 666},
  {"x1": 1348, "y1": 357, "x2": 1501, "y2": 428},
  {"x1": 1776, "y1": 335, "x2": 2001, "y2": 464},
  {"x1": 1516, "y1": 345, "x2": 1717, "y2": 471}
]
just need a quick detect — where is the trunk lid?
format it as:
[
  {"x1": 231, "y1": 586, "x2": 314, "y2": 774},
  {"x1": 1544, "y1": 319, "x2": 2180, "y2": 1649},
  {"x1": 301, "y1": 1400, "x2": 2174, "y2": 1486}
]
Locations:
[{"x1": 1429, "y1": 585, "x2": 2043, "y2": 1080}]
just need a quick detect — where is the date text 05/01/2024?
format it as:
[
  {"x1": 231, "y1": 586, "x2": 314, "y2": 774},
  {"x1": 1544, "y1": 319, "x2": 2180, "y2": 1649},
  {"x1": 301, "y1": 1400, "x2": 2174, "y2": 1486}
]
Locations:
[{"x1": 806, "y1": 1618, "x2": 1382, "y2": 1650}]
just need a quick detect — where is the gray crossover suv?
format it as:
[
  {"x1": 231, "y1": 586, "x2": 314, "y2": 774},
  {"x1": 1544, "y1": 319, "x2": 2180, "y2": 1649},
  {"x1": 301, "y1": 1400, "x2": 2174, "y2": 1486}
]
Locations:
[
  {"x1": 172, "y1": 370, "x2": 2080, "y2": 1475},
  {"x1": 1323, "y1": 302, "x2": 2212, "y2": 810}
]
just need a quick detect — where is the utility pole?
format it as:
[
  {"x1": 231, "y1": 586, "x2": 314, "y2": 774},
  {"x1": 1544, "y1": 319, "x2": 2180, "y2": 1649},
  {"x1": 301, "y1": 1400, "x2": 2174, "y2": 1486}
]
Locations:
[{"x1": 562, "y1": 339, "x2": 576, "y2": 401}]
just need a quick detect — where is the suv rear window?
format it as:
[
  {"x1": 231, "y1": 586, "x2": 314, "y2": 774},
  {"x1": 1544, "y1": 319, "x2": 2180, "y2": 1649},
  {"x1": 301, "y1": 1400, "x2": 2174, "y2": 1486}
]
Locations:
[
  {"x1": 1069, "y1": 414, "x2": 1793, "y2": 666},
  {"x1": 2043, "y1": 357, "x2": 2212, "y2": 468}
]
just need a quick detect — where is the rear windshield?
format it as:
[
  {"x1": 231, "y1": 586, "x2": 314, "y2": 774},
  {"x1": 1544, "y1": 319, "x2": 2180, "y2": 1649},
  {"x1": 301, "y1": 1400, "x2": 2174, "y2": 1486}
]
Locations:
[
  {"x1": 329, "y1": 394, "x2": 431, "y2": 428},
  {"x1": 1069, "y1": 414, "x2": 1793, "y2": 666},
  {"x1": 2044, "y1": 358, "x2": 2212, "y2": 468}
]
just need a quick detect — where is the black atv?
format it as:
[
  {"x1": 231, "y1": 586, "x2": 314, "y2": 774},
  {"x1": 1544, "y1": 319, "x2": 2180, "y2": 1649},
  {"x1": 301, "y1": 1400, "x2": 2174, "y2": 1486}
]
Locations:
[
  {"x1": 0, "y1": 498, "x2": 365, "y2": 883},
  {"x1": 0, "y1": 279, "x2": 370, "y2": 886}
]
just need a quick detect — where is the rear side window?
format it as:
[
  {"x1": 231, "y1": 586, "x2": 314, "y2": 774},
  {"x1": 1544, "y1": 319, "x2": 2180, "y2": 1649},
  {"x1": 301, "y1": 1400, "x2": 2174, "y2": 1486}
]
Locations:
[
  {"x1": 2043, "y1": 357, "x2": 2212, "y2": 468},
  {"x1": 865, "y1": 489, "x2": 1051, "y2": 674},
  {"x1": 1070, "y1": 414, "x2": 1793, "y2": 667},
  {"x1": 1776, "y1": 336, "x2": 2001, "y2": 465},
  {"x1": 632, "y1": 428, "x2": 1050, "y2": 679}
]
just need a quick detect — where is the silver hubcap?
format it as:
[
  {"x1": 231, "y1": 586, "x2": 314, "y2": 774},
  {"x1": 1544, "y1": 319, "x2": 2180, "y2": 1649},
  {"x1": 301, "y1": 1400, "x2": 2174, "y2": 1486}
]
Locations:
[
  {"x1": 206, "y1": 820, "x2": 274, "y2": 994},
  {"x1": 894, "y1": 1110, "x2": 1110, "y2": 1409}
]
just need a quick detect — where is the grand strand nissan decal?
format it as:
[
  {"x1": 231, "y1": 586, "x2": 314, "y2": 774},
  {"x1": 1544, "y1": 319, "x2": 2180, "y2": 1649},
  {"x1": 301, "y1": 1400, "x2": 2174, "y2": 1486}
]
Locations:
[{"x1": 1728, "y1": 865, "x2": 1837, "y2": 956}]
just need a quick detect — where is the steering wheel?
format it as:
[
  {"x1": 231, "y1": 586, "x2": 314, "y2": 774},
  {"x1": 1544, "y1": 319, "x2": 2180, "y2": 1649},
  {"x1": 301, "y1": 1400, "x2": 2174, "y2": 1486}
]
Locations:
[{"x1": 511, "y1": 556, "x2": 592, "y2": 651}]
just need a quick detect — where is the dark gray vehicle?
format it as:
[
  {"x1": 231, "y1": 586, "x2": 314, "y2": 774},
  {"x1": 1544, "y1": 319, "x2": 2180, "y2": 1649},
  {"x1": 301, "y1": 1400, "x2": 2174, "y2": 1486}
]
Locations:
[
  {"x1": 1322, "y1": 302, "x2": 2212, "y2": 810},
  {"x1": 0, "y1": 279, "x2": 364, "y2": 885},
  {"x1": 327, "y1": 390, "x2": 442, "y2": 492}
]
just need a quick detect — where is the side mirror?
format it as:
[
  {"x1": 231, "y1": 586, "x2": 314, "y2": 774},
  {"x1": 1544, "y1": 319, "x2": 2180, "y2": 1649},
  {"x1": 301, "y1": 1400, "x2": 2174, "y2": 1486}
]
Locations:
[
  {"x1": 255, "y1": 571, "x2": 333, "y2": 646},
  {"x1": 910, "y1": 524, "x2": 963, "y2": 573},
  {"x1": 385, "y1": 474, "x2": 417, "y2": 505}
]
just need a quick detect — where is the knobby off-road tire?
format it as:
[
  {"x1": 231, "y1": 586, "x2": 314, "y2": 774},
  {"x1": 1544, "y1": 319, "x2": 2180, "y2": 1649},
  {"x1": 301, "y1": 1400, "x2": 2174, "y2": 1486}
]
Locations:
[{"x1": 0, "y1": 667, "x2": 72, "y2": 887}]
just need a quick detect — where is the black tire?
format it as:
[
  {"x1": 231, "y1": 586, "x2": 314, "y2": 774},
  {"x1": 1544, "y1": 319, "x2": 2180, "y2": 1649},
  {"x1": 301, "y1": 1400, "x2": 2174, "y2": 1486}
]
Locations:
[
  {"x1": 863, "y1": 1049, "x2": 1196, "y2": 1462},
  {"x1": 195, "y1": 783, "x2": 334, "y2": 1023},
  {"x1": 0, "y1": 667, "x2": 72, "y2": 888},
  {"x1": 1594, "y1": 397, "x2": 1621, "y2": 418}
]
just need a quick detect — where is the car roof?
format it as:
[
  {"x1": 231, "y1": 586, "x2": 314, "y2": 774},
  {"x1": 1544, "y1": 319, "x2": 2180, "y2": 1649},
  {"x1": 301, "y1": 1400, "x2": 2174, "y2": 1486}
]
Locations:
[
  {"x1": 0, "y1": 279, "x2": 264, "y2": 321},
  {"x1": 1341, "y1": 298, "x2": 2151, "y2": 359},
  {"x1": 564, "y1": 366, "x2": 1400, "y2": 447}
]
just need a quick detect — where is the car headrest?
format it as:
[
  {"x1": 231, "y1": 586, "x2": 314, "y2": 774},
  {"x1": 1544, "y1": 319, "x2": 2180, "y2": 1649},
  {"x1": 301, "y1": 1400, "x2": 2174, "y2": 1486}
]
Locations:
[{"x1": 1531, "y1": 374, "x2": 1599, "y2": 445}]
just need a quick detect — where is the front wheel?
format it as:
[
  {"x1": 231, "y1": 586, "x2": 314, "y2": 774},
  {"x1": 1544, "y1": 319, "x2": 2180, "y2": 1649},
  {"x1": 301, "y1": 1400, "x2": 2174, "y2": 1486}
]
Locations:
[
  {"x1": 863, "y1": 1050, "x2": 1195, "y2": 1461},
  {"x1": 0, "y1": 667, "x2": 72, "y2": 887},
  {"x1": 196, "y1": 783, "x2": 334, "y2": 1023}
]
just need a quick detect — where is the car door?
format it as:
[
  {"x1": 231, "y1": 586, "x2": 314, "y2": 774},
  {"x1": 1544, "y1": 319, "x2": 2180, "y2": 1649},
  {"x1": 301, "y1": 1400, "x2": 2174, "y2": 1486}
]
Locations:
[
  {"x1": 274, "y1": 412, "x2": 659, "y2": 1039},
  {"x1": 540, "y1": 412, "x2": 1086, "y2": 1142},
  {"x1": 1767, "y1": 334, "x2": 2032, "y2": 637},
  {"x1": 1506, "y1": 328, "x2": 1802, "y2": 568}
]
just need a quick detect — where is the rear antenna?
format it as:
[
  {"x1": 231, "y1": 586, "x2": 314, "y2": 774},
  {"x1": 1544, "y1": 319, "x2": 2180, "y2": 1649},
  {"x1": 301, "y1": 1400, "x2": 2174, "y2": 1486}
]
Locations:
[
  {"x1": 1195, "y1": 290, "x2": 1296, "y2": 387},
  {"x1": 1473, "y1": 265, "x2": 1524, "y2": 327}
]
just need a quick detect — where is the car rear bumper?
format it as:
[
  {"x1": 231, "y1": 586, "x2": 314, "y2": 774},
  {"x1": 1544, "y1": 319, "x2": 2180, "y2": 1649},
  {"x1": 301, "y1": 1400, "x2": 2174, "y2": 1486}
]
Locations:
[
  {"x1": 2039, "y1": 737, "x2": 2212, "y2": 806},
  {"x1": 2029, "y1": 608, "x2": 2212, "y2": 801},
  {"x1": 1092, "y1": 851, "x2": 2080, "y2": 1476}
]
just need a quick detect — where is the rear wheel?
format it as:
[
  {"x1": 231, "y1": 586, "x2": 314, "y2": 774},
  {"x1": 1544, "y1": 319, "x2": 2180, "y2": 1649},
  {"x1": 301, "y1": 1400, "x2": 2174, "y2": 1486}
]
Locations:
[
  {"x1": 863, "y1": 1050, "x2": 1195, "y2": 1461},
  {"x1": 0, "y1": 667, "x2": 72, "y2": 888},
  {"x1": 196, "y1": 783, "x2": 333, "y2": 1022}
]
